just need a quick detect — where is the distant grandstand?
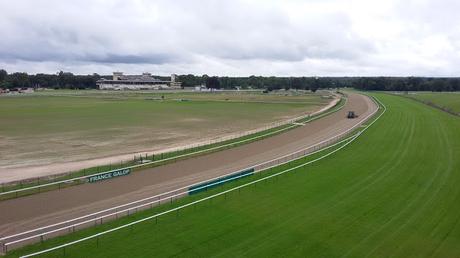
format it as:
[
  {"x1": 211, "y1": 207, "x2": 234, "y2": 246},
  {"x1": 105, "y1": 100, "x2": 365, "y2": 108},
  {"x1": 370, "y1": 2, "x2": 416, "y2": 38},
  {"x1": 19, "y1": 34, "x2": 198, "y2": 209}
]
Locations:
[{"x1": 97, "y1": 72, "x2": 181, "y2": 90}]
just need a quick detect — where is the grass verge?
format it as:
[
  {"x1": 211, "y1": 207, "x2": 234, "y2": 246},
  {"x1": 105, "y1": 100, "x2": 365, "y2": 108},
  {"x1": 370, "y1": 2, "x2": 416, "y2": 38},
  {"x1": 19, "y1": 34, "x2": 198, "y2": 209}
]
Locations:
[{"x1": 7, "y1": 92, "x2": 460, "y2": 258}]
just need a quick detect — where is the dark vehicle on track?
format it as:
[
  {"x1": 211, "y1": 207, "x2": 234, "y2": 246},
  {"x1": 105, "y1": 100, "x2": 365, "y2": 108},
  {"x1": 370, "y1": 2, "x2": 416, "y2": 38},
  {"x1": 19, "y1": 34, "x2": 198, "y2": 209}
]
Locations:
[{"x1": 347, "y1": 111, "x2": 357, "y2": 119}]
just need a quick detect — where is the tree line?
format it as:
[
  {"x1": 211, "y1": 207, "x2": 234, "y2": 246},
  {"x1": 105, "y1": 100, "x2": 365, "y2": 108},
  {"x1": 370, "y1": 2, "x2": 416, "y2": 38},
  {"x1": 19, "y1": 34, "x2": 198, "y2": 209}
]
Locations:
[
  {"x1": 184, "y1": 75, "x2": 460, "y2": 92},
  {"x1": 0, "y1": 70, "x2": 101, "y2": 89},
  {"x1": 352, "y1": 77, "x2": 460, "y2": 92},
  {"x1": 0, "y1": 69, "x2": 459, "y2": 92}
]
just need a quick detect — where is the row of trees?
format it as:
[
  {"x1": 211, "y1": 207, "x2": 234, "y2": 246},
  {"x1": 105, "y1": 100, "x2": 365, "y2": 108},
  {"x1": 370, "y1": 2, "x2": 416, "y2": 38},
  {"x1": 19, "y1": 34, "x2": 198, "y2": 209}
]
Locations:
[
  {"x1": 179, "y1": 75, "x2": 460, "y2": 92},
  {"x1": 0, "y1": 70, "x2": 101, "y2": 89},
  {"x1": 181, "y1": 75, "x2": 347, "y2": 92},
  {"x1": 0, "y1": 69, "x2": 459, "y2": 92},
  {"x1": 352, "y1": 77, "x2": 460, "y2": 92}
]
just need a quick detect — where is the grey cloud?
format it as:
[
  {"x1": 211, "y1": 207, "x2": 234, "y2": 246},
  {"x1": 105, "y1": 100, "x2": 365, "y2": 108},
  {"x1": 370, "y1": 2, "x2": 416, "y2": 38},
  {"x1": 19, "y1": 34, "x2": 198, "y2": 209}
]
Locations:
[
  {"x1": 0, "y1": 0, "x2": 459, "y2": 76},
  {"x1": 85, "y1": 54, "x2": 178, "y2": 64},
  {"x1": 0, "y1": 50, "x2": 180, "y2": 65}
]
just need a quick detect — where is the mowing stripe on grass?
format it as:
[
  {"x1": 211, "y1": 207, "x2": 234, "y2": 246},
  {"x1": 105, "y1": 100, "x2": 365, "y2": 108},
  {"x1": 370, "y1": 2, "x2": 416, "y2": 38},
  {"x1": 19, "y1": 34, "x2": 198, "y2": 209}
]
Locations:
[
  {"x1": 0, "y1": 95, "x2": 365, "y2": 250},
  {"x1": 18, "y1": 133, "x2": 363, "y2": 258},
  {"x1": 16, "y1": 95, "x2": 383, "y2": 258},
  {"x1": 188, "y1": 168, "x2": 255, "y2": 195},
  {"x1": 0, "y1": 95, "x2": 367, "y2": 249},
  {"x1": 1, "y1": 131, "x2": 359, "y2": 250}
]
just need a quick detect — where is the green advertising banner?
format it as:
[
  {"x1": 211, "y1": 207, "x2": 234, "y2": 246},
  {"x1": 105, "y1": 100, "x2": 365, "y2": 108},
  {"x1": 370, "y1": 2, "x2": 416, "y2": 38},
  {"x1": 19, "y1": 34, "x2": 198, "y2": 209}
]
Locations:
[{"x1": 88, "y1": 168, "x2": 131, "y2": 183}]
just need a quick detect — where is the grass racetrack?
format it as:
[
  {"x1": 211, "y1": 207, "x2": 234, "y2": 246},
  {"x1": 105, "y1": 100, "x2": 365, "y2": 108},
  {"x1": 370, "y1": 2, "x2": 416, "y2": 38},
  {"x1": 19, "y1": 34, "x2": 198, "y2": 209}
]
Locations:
[
  {"x1": 7, "y1": 92, "x2": 460, "y2": 257},
  {"x1": 406, "y1": 92, "x2": 460, "y2": 115}
]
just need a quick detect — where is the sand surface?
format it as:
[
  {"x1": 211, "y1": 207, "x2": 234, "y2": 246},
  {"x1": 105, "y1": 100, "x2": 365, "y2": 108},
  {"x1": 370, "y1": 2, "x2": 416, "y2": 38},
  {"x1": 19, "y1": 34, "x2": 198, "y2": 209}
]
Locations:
[
  {"x1": 0, "y1": 98, "x2": 336, "y2": 184},
  {"x1": 0, "y1": 92, "x2": 376, "y2": 247}
]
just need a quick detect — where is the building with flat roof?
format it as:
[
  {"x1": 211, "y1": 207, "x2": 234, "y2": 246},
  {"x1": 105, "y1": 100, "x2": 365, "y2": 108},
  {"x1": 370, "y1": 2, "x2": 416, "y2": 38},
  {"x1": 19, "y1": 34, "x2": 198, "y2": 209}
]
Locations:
[{"x1": 97, "y1": 72, "x2": 182, "y2": 90}]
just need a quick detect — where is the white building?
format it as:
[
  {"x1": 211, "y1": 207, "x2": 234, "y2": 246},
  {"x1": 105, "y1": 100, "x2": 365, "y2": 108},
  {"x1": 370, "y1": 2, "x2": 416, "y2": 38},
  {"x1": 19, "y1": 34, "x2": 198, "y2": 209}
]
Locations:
[{"x1": 97, "y1": 72, "x2": 182, "y2": 90}]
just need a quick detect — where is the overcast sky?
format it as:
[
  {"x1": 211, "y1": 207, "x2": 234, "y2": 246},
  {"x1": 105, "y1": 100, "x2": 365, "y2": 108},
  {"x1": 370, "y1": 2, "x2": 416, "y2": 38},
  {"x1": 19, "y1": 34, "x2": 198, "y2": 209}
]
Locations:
[{"x1": 1, "y1": 0, "x2": 459, "y2": 76}]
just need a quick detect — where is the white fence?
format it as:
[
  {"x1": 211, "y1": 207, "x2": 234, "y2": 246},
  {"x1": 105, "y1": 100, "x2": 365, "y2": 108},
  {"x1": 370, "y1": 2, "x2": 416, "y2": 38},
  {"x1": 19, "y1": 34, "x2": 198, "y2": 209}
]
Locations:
[
  {"x1": 14, "y1": 95, "x2": 385, "y2": 258},
  {"x1": 0, "y1": 95, "x2": 344, "y2": 198},
  {"x1": 0, "y1": 94, "x2": 381, "y2": 255}
]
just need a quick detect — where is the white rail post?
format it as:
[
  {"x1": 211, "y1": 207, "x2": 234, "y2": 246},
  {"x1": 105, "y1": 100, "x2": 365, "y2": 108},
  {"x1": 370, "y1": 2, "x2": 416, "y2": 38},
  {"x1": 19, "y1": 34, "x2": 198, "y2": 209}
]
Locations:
[{"x1": 5, "y1": 96, "x2": 376, "y2": 255}]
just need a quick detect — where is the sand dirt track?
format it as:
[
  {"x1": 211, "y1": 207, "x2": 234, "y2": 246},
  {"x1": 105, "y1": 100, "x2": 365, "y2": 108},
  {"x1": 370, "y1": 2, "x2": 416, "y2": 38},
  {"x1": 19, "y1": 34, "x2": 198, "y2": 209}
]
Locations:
[{"x1": 0, "y1": 92, "x2": 377, "y2": 239}]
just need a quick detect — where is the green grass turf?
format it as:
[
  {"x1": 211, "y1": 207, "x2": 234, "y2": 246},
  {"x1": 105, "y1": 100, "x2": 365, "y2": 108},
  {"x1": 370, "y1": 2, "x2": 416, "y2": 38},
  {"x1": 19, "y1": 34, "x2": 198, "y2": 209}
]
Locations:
[
  {"x1": 0, "y1": 95, "x2": 343, "y2": 199},
  {"x1": 0, "y1": 91, "x2": 327, "y2": 171},
  {"x1": 407, "y1": 92, "x2": 460, "y2": 114},
  {"x1": 7, "y1": 92, "x2": 460, "y2": 257},
  {"x1": 29, "y1": 89, "x2": 329, "y2": 104},
  {"x1": 4, "y1": 132, "x2": 356, "y2": 258},
  {"x1": 0, "y1": 94, "x2": 324, "y2": 136}
]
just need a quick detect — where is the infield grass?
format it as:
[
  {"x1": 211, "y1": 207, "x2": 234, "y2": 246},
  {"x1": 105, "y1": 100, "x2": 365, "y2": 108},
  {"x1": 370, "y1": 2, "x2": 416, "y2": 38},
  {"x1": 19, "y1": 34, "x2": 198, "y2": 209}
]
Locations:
[
  {"x1": 0, "y1": 94, "x2": 343, "y2": 200},
  {"x1": 7, "y1": 92, "x2": 460, "y2": 257},
  {"x1": 0, "y1": 90, "x2": 329, "y2": 177}
]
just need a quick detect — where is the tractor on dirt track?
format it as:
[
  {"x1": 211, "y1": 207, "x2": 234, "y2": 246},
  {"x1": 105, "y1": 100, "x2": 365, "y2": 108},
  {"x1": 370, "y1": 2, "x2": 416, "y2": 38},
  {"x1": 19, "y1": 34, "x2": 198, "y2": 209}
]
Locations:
[{"x1": 347, "y1": 111, "x2": 357, "y2": 119}]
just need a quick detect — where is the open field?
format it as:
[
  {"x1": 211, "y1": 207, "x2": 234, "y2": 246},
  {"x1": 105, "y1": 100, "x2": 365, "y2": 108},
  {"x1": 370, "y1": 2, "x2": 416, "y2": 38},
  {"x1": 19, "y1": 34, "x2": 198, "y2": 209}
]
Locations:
[
  {"x1": 5, "y1": 92, "x2": 460, "y2": 257},
  {"x1": 405, "y1": 92, "x2": 460, "y2": 114},
  {"x1": 0, "y1": 93, "x2": 374, "y2": 245},
  {"x1": 0, "y1": 90, "x2": 331, "y2": 181},
  {"x1": 0, "y1": 97, "x2": 344, "y2": 199},
  {"x1": 28, "y1": 89, "x2": 330, "y2": 104}
]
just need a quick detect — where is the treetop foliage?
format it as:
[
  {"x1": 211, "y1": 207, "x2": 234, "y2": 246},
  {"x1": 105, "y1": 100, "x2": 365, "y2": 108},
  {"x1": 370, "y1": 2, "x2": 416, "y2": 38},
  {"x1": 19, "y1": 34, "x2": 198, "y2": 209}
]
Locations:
[{"x1": 0, "y1": 69, "x2": 458, "y2": 92}]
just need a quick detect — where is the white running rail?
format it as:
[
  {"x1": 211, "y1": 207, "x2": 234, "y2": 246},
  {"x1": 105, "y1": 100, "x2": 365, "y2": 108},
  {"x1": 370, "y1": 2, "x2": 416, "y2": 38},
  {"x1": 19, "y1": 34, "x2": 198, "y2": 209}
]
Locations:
[
  {"x1": 0, "y1": 94, "x2": 381, "y2": 254},
  {"x1": 17, "y1": 94, "x2": 385, "y2": 258},
  {"x1": 0, "y1": 94, "x2": 376, "y2": 252},
  {"x1": 1, "y1": 134, "x2": 357, "y2": 248},
  {"x1": 0, "y1": 95, "x2": 345, "y2": 197}
]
